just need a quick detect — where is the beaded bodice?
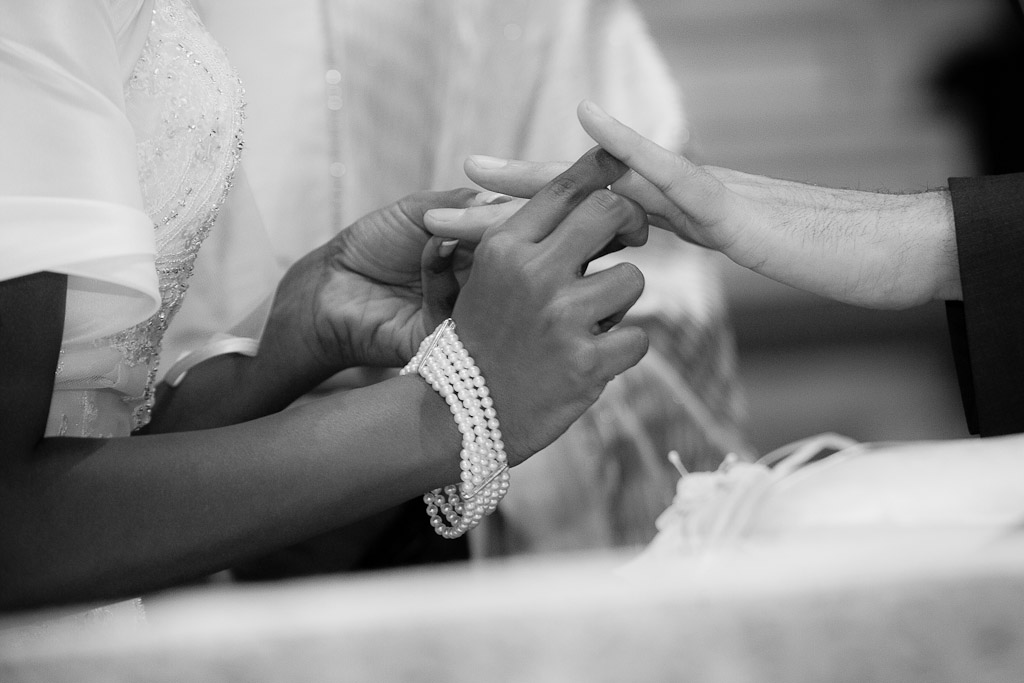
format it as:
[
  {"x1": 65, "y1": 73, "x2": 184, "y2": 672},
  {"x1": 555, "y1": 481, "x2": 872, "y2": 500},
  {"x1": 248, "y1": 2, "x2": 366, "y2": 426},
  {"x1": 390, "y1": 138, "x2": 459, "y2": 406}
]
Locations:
[{"x1": 48, "y1": 0, "x2": 244, "y2": 436}]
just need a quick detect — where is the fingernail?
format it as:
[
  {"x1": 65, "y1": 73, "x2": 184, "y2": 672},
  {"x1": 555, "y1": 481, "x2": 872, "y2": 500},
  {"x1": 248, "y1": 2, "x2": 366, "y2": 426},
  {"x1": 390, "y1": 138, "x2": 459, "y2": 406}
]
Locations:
[
  {"x1": 426, "y1": 208, "x2": 466, "y2": 223},
  {"x1": 474, "y1": 190, "x2": 512, "y2": 205},
  {"x1": 437, "y1": 239, "x2": 459, "y2": 258},
  {"x1": 581, "y1": 99, "x2": 613, "y2": 121},
  {"x1": 468, "y1": 155, "x2": 508, "y2": 170}
]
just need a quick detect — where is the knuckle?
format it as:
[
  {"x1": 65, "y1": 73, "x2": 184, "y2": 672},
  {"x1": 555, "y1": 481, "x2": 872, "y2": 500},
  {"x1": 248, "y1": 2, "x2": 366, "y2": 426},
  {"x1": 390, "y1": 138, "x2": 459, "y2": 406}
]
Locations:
[
  {"x1": 574, "y1": 339, "x2": 602, "y2": 377},
  {"x1": 587, "y1": 188, "x2": 628, "y2": 215},
  {"x1": 545, "y1": 174, "x2": 588, "y2": 204},
  {"x1": 657, "y1": 164, "x2": 684, "y2": 197},
  {"x1": 542, "y1": 292, "x2": 575, "y2": 324},
  {"x1": 477, "y1": 231, "x2": 517, "y2": 261},
  {"x1": 582, "y1": 190, "x2": 646, "y2": 232}
]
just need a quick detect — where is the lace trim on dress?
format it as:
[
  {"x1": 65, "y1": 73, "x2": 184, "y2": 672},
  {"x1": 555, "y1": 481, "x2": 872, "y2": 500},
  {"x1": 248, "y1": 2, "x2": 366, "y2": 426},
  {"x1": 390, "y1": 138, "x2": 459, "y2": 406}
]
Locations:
[{"x1": 109, "y1": 0, "x2": 246, "y2": 430}]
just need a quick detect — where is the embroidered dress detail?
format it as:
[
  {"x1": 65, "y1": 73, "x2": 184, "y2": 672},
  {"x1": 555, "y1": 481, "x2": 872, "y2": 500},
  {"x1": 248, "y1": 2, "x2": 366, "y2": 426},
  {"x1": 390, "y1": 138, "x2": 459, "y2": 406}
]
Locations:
[{"x1": 46, "y1": 0, "x2": 245, "y2": 435}]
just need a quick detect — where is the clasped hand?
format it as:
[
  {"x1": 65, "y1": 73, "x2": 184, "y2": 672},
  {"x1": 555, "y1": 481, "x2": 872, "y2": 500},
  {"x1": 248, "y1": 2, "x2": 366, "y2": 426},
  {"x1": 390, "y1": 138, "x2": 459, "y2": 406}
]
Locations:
[
  {"x1": 258, "y1": 148, "x2": 650, "y2": 463},
  {"x1": 257, "y1": 188, "x2": 479, "y2": 392}
]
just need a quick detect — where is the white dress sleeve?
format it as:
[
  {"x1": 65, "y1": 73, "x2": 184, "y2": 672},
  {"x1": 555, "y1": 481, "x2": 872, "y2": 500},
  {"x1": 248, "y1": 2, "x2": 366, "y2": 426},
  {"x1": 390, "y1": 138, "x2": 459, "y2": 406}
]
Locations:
[{"x1": 0, "y1": 0, "x2": 159, "y2": 343}]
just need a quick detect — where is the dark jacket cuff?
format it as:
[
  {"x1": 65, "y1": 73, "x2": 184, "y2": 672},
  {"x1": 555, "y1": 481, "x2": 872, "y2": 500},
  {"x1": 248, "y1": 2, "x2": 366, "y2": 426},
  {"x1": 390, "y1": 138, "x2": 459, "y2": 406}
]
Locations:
[{"x1": 947, "y1": 173, "x2": 1024, "y2": 436}]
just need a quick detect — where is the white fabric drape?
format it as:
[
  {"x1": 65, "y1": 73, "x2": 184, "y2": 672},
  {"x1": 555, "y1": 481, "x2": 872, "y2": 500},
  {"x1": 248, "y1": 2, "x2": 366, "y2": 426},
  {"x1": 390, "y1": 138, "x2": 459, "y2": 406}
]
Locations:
[{"x1": 0, "y1": 0, "x2": 160, "y2": 341}]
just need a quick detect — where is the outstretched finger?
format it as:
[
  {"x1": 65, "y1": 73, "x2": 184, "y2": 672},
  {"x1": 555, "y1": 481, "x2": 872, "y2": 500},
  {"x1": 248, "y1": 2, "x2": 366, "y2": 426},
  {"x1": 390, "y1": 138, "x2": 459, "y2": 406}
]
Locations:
[
  {"x1": 495, "y1": 145, "x2": 630, "y2": 243},
  {"x1": 464, "y1": 156, "x2": 571, "y2": 199},
  {"x1": 396, "y1": 188, "x2": 481, "y2": 226},
  {"x1": 423, "y1": 198, "x2": 526, "y2": 242},
  {"x1": 577, "y1": 100, "x2": 725, "y2": 226},
  {"x1": 466, "y1": 154, "x2": 691, "y2": 238}
]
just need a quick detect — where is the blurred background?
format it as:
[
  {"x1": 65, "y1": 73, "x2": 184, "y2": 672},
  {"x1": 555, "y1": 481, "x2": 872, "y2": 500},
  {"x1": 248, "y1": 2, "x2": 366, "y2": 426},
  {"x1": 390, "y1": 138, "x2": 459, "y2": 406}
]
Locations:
[{"x1": 632, "y1": 0, "x2": 1023, "y2": 454}]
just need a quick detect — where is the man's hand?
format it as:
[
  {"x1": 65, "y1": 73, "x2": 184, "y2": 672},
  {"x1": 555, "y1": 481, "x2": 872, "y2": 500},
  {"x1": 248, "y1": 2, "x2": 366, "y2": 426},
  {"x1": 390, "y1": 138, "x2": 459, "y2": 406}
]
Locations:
[
  {"x1": 256, "y1": 189, "x2": 482, "y2": 393},
  {"x1": 455, "y1": 101, "x2": 962, "y2": 310}
]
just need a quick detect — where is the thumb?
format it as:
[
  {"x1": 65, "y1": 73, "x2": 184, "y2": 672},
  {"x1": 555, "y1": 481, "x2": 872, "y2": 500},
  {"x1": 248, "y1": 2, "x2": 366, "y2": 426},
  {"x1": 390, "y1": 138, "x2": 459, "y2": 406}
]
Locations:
[{"x1": 421, "y1": 237, "x2": 461, "y2": 328}]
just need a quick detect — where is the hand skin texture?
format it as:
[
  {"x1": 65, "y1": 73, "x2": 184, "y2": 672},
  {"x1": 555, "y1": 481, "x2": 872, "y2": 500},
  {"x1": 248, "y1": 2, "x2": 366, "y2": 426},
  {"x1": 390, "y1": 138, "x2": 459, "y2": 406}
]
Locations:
[{"x1": 451, "y1": 100, "x2": 962, "y2": 311}]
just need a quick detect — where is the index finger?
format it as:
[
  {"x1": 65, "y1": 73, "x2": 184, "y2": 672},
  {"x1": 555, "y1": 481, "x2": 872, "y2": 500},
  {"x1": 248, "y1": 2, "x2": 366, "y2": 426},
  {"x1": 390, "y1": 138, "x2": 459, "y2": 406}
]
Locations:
[
  {"x1": 466, "y1": 155, "x2": 688, "y2": 233},
  {"x1": 493, "y1": 145, "x2": 630, "y2": 243}
]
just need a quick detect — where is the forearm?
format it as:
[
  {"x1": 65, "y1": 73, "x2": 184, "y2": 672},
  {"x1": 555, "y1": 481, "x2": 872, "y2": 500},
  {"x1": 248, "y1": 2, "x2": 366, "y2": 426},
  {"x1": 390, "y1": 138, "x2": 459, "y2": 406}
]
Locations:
[
  {"x1": 145, "y1": 348, "x2": 312, "y2": 432},
  {"x1": 147, "y1": 312, "x2": 349, "y2": 433},
  {"x1": 717, "y1": 171, "x2": 962, "y2": 309},
  {"x1": 827, "y1": 185, "x2": 960, "y2": 307},
  {"x1": 881, "y1": 188, "x2": 960, "y2": 305},
  {"x1": 0, "y1": 375, "x2": 460, "y2": 610}
]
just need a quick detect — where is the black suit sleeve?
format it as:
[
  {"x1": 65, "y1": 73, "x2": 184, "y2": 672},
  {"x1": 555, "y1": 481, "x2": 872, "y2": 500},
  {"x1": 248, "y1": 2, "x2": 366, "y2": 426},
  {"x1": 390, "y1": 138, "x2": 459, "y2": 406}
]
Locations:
[{"x1": 947, "y1": 173, "x2": 1024, "y2": 436}]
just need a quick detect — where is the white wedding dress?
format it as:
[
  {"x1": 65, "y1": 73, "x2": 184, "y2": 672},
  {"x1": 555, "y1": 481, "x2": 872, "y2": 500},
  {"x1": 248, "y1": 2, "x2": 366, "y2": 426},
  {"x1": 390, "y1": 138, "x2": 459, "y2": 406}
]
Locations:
[{"x1": 0, "y1": 0, "x2": 245, "y2": 439}]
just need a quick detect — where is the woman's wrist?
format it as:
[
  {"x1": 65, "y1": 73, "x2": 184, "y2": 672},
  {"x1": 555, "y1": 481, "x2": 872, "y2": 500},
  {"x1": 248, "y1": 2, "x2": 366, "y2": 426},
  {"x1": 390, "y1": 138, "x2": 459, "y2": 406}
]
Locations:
[{"x1": 400, "y1": 319, "x2": 510, "y2": 538}]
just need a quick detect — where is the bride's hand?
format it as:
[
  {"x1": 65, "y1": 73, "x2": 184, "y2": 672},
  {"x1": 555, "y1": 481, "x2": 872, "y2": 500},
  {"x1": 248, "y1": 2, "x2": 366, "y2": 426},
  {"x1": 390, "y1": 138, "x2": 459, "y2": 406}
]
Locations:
[
  {"x1": 442, "y1": 146, "x2": 650, "y2": 465},
  {"x1": 257, "y1": 189, "x2": 488, "y2": 389}
]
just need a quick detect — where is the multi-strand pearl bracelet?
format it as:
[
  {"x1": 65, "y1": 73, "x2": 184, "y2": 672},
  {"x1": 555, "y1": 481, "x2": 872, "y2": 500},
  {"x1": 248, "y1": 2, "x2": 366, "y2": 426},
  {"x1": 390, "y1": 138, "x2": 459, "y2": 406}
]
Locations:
[{"x1": 400, "y1": 319, "x2": 510, "y2": 538}]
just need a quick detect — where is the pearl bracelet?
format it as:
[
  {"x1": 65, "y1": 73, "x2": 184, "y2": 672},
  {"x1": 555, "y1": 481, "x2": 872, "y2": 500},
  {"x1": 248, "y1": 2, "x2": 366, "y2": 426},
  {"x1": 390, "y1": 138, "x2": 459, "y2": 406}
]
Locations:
[{"x1": 400, "y1": 319, "x2": 510, "y2": 538}]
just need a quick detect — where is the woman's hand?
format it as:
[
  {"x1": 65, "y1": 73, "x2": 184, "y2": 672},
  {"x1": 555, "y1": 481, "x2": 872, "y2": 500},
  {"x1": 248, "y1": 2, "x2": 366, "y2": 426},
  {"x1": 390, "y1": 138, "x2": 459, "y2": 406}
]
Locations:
[
  {"x1": 255, "y1": 189, "x2": 487, "y2": 393},
  {"x1": 459, "y1": 101, "x2": 960, "y2": 310},
  {"x1": 442, "y1": 146, "x2": 651, "y2": 466}
]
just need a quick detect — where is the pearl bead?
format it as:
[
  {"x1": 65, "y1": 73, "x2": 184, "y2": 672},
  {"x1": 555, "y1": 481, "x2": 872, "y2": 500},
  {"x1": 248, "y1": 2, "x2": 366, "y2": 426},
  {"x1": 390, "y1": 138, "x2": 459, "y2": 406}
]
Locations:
[{"x1": 399, "y1": 320, "x2": 509, "y2": 539}]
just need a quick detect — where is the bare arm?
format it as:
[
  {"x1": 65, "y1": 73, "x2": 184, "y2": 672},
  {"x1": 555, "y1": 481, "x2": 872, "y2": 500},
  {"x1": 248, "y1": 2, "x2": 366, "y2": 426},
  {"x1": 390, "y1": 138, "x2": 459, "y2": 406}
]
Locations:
[
  {"x1": 2, "y1": 376, "x2": 460, "y2": 610},
  {"x1": 0, "y1": 148, "x2": 648, "y2": 611},
  {"x1": 0, "y1": 270, "x2": 460, "y2": 608}
]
